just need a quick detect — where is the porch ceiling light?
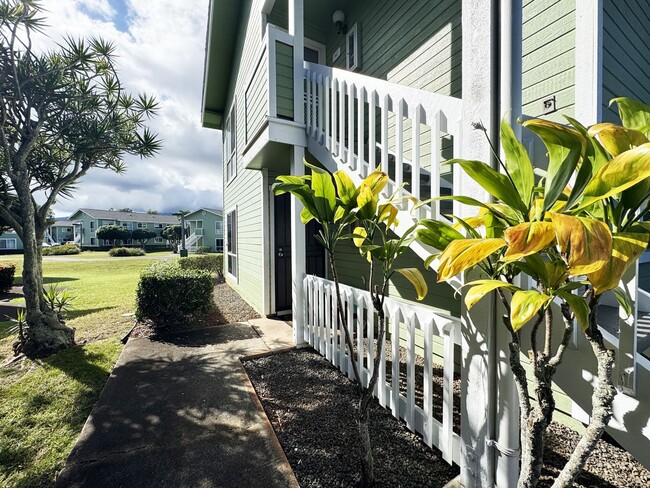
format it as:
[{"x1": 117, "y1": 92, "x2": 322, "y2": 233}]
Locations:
[{"x1": 332, "y1": 10, "x2": 347, "y2": 35}]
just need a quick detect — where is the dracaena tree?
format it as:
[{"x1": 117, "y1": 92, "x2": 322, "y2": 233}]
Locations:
[
  {"x1": 0, "y1": 1, "x2": 161, "y2": 357},
  {"x1": 273, "y1": 163, "x2": 427, "y2": 487},
  {"x1": 416, "y1": 98, "x2": 650, "y2": 487}
]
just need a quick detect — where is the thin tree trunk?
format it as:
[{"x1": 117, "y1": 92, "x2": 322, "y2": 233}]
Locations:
[
  {"x1": 17, "y1": 186, "x2": 74, "y2": 357},
  {"x1": 552, "y1": 296, "x2": 616, "y2": 488}
]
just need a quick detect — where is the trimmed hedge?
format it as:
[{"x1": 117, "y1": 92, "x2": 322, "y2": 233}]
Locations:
[
  {"x1": 179, "y1": 253, "x2": 223, "y2": 277},
  {"x1": 0, "y1": 262, "x2": 16, "y2": 292},
  {"x1": 135, "y1": 260, "x2": 213, "y2": 327},
  {"x1": 195, "y1": 246, "x2": 211, "y2": 254},
  {"x1": 42, "y1": 243, "x2": 80, "y2": 255},
  {"x1": 109, "y1": 247, "x2": 145, "y2": 257}
]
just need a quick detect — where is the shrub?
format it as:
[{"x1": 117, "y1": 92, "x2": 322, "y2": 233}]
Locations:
[
  {"x1": 135, "y1": 260, "x2": 213, "y2": 327},
  {"x1": 41, "y1": 243, "x2": 80, "y2": 255},
  {"x1": 109, "y1": 247, "x2": 145, "y2": 257},
  {"x1": 195, "y1": 245, "x2": 211, "y2": 254},
  {"x1": 0, "y1": 262, "x2": 16, "y2": 292},
  {"x1": 179, "y1": 253, "x2": 223, "y2": 277}
]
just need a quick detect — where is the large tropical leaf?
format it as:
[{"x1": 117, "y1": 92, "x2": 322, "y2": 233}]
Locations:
[
  {"x1": 464, "y1": 279, "x2": 519, "y2": 310},
  {"x1": 575, "y1": 143, "x2": 650, "y2": 211},
  {"x1": 378, "y1": 203, "x2": 399, "y2": 228},
  {"x1": 352, "y1": 226, "x2": 367, "y2": 248},
  {"x1": 360, "y1": 170, "x2": 388, "y2": 195},
  {"x1": 443, "y1": 159, "x2": 527, "y2": 213},
  {"x1": 437, "y1": 238, "x2": 507, "y2": 282},
  {"x1": 510, "y1": 290, "x2": 551, "y2": 332},
  {"x1": 502, "y1": 221, "x2": 556, "y2": 261},
  {"x1": 357, "y1": 186, "x2": 377, "y2": 220},
  {"x1": 333, "y1": 170, "x2": 358, "y2": 206},
  {"x1": 587, "y1": 232, "x2": 650, "y2": 294},
  {"x1": 587, "y1": 123, "x2": 649, "y2": 156},
  {"x1": 395, "y1": 268, "x2": 428, "y2": 300},
  {"x1": 611, "y1": 97, "x2": 650, "y2": 137},
  {"x1": 522, "y1": 119, "x2": 583, "y2": 212},
  {"x1": 557, "y1": 291, "x2": 590, "y2": 332},
  {"x1": 548, "y1": 213, "x2": 612, "y2": 276},
  {"x1": 416, "y1": 219, "x2": 464, "y2": 251},
  {"x1": 501, "y1": 118, "x2": 535, "y2": 206},
  {"x1": 310, "y1": 165, "x2": 337, "y2": 222}
]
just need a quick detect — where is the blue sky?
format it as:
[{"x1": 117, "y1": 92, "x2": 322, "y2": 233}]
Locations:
[{"x1": 33, "y1": 0, "x2": 222, "y2": 217}]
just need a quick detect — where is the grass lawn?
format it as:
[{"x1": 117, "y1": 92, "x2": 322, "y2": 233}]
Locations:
[{"x1": 0, "y1": 251, "x2": 175, "y2": 488}]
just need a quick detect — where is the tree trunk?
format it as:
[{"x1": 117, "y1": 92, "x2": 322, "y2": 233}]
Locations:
[
  {"x1": 18, "y1": 189, "x2": 75, "y2": 357},
  {"x1": 358, "y1": 395, "x2": 375, "y2": 487}
]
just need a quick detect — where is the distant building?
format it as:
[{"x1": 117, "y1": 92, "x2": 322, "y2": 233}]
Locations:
[{"x1": 183, "y1": 208, "x2": 224, "y2": 252}]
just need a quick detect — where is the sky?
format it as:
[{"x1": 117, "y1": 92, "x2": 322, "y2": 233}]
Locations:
[{"x1": 30, "y1": 0, "x2": 222, "y2": 217}]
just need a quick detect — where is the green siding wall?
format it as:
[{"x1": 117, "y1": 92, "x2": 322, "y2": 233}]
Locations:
[
  {"x1": 276, "y1": 41, "x2": 294, "y2": 119},
  {"x1": 245, "y1": 48, "x2": 269, "y2": 140},
  {"x1": 522, "y1": 0, "x2": 576, "y2": 122},
  {"x1": 602, "y1": 0, "x2": 650, "y2": 123}
]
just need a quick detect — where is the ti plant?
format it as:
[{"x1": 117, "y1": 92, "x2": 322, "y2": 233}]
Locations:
[
  {"x1": 416, "y1": 98, "x2": 650, "y2": 487},
  {"x1": 273, "y1": 163, "x2": 427, "y2": 487}
]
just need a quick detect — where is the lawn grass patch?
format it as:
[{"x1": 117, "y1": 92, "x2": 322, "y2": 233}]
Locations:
[{"x1": 0, "y1": 253, "x2": 174, "y2": 487}]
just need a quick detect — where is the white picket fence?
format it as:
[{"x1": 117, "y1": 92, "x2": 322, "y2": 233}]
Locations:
[{"x1": 303, "y1": 274, "x2": 462, "y2": 465}]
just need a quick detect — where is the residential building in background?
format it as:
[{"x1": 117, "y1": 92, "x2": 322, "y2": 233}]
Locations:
[{"x1": 183, "y1": 208, "x2": 224, "y2": 252}]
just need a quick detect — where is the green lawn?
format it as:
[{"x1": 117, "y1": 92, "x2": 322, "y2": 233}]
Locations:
[{"x1": 0, "y1": 251, "x2": 175, "y2": 488}]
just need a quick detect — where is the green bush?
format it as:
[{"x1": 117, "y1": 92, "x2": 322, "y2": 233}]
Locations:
[
  {"x1": 195, "y1": 245, "x2": 211, "y2": 254},
  {"x1": 0, "y1": 262, "x2": 16, "y2": 292},
  {"x1": 179, "y1": 253, "x2": 223, "y2": 277},
  {"x1": 109, "y1": 247, "x2": 145, "y2": 257},
  {"x1": 41, "y1": 243, "x2": 80, "y2": 255},
  {"x1": 135, "y1": 260, "x2": 213, "y2": 327}
]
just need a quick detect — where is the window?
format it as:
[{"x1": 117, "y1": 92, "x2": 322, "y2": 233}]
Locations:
[
  {"x1": 154, "y1": 223, "x2": 163, "y2": 229},
  {"x1": 226, "y1": 209, "x2": 237, "y2": 278},
  {"x1": 90, "y1": 237, "x2": 97, "y2": 245},
  {"x1": 90, "y1": 221, "x2": 95, "y2": 231},
  {"x1": 224, "y1": 102, "x2": 237, "y2": 183},
  {"x1": 122, "y1": 223, "x2": 128, "y2": 228},
  {"x1": 215, "y1": 238, "x2": 224, "y2": 253},
  {"x1": 196, "y1": 220, "x2": 203, "y2": 229},
  {"x1": 346, "y1": 23, "x2": 359, "y2": 71},
  {"x1": 0, "y1": 239, "x2": 16, "y2": 249},
  {"x1": 137, "y1": 222, "x2": 145, "y2": 228},
  {"x1": 154, "y1": 237, "x2": 163, "y2": 243},
  {"x1": 215, "y1": 221, "x2": 223, "y2": 232}
]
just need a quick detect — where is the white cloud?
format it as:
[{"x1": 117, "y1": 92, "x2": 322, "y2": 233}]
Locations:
[{"x1": 30, "y1": 0, "x2": 222, "y2": 216}]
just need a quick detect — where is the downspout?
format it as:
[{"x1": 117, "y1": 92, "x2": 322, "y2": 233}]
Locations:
[{"x1": 487, "y1": 0, "x2": 523, "y2": 486}]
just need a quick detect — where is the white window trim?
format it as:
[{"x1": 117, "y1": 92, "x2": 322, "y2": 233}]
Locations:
[
  {"x1": 225, "y1": 101, "x2": 237, "y2": 185},
  {"x1": 0, "y1": 238, "x2": 17, "y2": 249},
  {"x1": 226, "y1": 208, "x2": 238, "y2": 280},
  {"x1": 346, "y1": 23, "x2": 359, "y2": 71}
]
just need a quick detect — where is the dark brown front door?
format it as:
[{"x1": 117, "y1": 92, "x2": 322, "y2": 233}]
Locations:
[{"x1": 274, "y1": 193, "x2": 326, "y2": 314}]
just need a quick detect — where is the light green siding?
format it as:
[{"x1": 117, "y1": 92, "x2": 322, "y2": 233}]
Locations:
[
  {"x1": 245, "y1": 48, "x2": 269, "y2": 139},
  {"x1": 522, "y1": 0, "x2": 576, "y2": 122},
  {"x1": 602, "y1": 0, "x2": 650, "y2": 123},
  {"x1": 275, "y1": 41, "x2": 294, "y2": 119}
]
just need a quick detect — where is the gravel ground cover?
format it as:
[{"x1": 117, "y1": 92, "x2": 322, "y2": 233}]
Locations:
[{"x1": 244, "y1": 348, "x2": 650, "y2": 488}]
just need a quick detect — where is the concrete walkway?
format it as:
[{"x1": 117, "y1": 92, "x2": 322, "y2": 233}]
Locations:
[{"x1": 56, "y1": 319, "x2": 299, "y2": 488}]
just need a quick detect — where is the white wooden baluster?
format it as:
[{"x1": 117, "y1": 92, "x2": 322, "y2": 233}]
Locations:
[
  {"x1": 318, "y1": 279, "x2": 325, "y2": 353},
  {"x1": 395, "y1": 99, "x2": 405, "y2": 194},
  {"x1": 306, "y1": 70, "x2": 312, "y2": 136},
  {"x1": 310, "y1": 72, "x2": 317, "y2": 138},
  {"x1": 347, "y1": 82, "x2": 355, "y2": 170},
  {"x1": 423, "y1": 317, "x2": 434, "y2": 447},
  {"x1": 430, "y1": 110, "x2": 442, "y2": 219},
  {"x1": 331, "y1": 78, "x2": 337, "y2": 155},
  {"x1": 325, "y1": 283, "x2": 332, "y2": 361},
  {"x1": 442, "y1": 321, "x2": 456, "y2": 463},
  {"x1": 357, "y1": 86, "x2": 366, "y2": 177},
  {"x1": 380, "y1": 95, "x2": 389, "y2": 173},
  {"x1": 311, "y1": 277, "x2": 318, "y2": 347},
  {"x1": 333, "y1": 282, "x2": 340, "y2": 368},
  {"x1": 378, "y1": 302, "x2": 389, "y2": 407},
  {"x1": 339, "y1": 289, "x2": 346, "y2": 374},
  {"x1": 406, "y1": 312, "x2": 416, "y2": 430},
  {"x1": 339, "y1": 80, "x2": 346, "y2": 161},
  {"x1": 347, "y1": 289, "x2": 355, "y2": 381},
  {"x1": 303, "y1": 277, "x2": 309, "y2": 343},
  {"x1": 391, "y1": 306, "x2": 401, "y2": 417},
  {"x1": 324, "y1": 76, "x2": 331, "y2": 150},
  {"x1": 317, "y1": 74, "x2": 324, "y2": 142},
  {"x1": 368, "y1": 90, "x2": 376, "y2": 170},
  {"x1": 357, "y1": 294, "x2": 364, "y2": 385},
  {"x1": 411, "y1": 104, "x2": 422, "y2": 209}
]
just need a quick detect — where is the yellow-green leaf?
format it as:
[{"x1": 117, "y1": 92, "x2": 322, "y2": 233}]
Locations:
[
  {"x1": 464, "y1": 279, "x2": 520, "y2": 310},
  {"x1": 557, "y1": 291, "x2": 590, "y2": 332},
  {"x1": 360, "y1": 170, "x2": 388, "y2": 196},
  {"x1": 511, "y1": 290, "x2": 551, "y2": 332},
  {"x1": 333, "y1": 170, "x2": 358, "y2": 206},
  {"x1": 437, "y1": 238, "x2": 507, "y2": 282},
  {"x1": 357, "y1": 186, "x2": 377, "y2": 220},
  {"x1": 352, "y1": 226, "x2": 367, "y2": 248},
  {"x1": 588, "y1": 122, "x2": 649, "y2": 156},
  {"x1": 548, "y1": 213, "x2": 612, "y2": 276},
  {"x1": 576, "y1": 143, "x2": 650, "y2": 211},
  {"x1": 611, "y1": 97, "x2": 650, "y2": 137},
  {"x1": 378, "y1": 203, "x2": 399, "y2": 228},
  {"x1": 501, "y1": 118, "x2": 535, "y2": 206},
  {"x1": 503, "y1": 221, "x2": 556, "y2": 261},
  {"x1": 396, "y1": 268, "x2": 428, "y2": 300},
  {"x1": 416, "y1": 219, "x2": 464, "y2": 251},
  {"x1": 587, "y1": 232, "x2": 650, "y2": 294}
]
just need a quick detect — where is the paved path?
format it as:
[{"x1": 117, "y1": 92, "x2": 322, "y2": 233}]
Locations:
[{"x1": 56, "y1": 319, "x2": 298, "y2": 488}]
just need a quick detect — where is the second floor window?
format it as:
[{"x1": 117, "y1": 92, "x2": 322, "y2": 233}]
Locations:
[{"x1": 225, "y1": 102, "x2": 237, "y2": 183}]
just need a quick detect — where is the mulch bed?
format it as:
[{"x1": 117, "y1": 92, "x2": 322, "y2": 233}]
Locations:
[{"x1": 243, "y1": 348, "x2": 650, "y2": 488}]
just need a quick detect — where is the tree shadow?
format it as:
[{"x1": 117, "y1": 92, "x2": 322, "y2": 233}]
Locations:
[
  {"x1": 66, "y1": 306, "x2": 115, "y2": 320},
  {"x1": 53, "y1": 339, "x2": 296, "y2": 487}
]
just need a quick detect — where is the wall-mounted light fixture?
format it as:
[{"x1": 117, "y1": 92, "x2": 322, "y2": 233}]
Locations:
[{"x1": 332, "y1": 10, "x2": 347, "y2": 35}]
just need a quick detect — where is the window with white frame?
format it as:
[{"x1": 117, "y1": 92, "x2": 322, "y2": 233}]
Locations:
[
  {"x1": 90, "y1": 221, "x2": 95, "y2": 231},
  {"x1": 154, "y1": 223, "x2": 163, "y2": 229},
  {"x1": 346, "y1": 23, "x2": 359, "y2": 71},
  {"x1": 0, "y1": 238, "x2": 16, "y2": 249},
  {"x1": 224, "y1": 102, "x2": 237, "y2": 183},
  {"x1": 215, "y1": 238, "x2": 224, "y2": 253},
  {"x1": 226, "y1": 209, "x2": 237, "y2": 278},
  {"x1": 154, "y1": 237, "x2": 163, "y2": 243},
  {"x1": 90, "y1": 237, "x2": 96, "y2": 245},
  {"x1": 137, "y1": 222, "x2": 145, "y2": 228}
]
